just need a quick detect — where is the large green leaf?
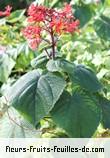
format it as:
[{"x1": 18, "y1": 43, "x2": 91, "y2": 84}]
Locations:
[
  {"x1": 46, "y1": 59, "x2": 75, "y2": 73},
  {"x1": 6, "y1": 70, "x2": 66, "y2": 125},
  {"x1": 47, "y1": 60, "x2": 102, "y2": 92},
  {"x1": 0, "y1": 53, "x2": 15, "y2": 83},
  {"x1": 51, "y1": 91, "x2": 101, "y2": 137},
  {"x1": 70, "y1": 65, "x2": 102, "y2": 92},
  {"x1": 94, "y1": 15, "x2": 110, "y2": 41},
  {"x1": 99, "y1": 96, "x2": 110, "y2": 129}
]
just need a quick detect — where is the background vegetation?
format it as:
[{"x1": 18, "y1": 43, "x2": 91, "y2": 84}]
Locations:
[{"x1": 0, "y1": 0, "x2": 110, "y2": 138}]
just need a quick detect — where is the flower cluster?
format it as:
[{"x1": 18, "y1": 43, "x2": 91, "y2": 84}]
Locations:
[
  {"x1": 22, "y1": 26, "x2": 41, "y2": 50},
  {"x1": 28, "y1": 5, "x2": 47, "y2": 22},
  {"x1": 0, "y1": 5, "x2": 12, "y2": 17},
  {"x1": 22, "y1": 3, "x2": 79, "y2": 54},
  {"x1": 50, "y1": 4, "x2": 79, "y2": 34}
]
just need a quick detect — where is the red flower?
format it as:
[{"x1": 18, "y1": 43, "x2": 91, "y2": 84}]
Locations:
[
  {"x1": 0, "y1": 5, "x2": 12, "y2": 17},
  {"x1": 62, "y1": 4, "x2": 72, "y2": 14},
  {"x1": 28, "y1": 38, "x2": 41, "y2": 50},
  {"x1": 22, "y1": 3, "x2": 80, "y2": 51},
  {"x1": 50, "y1": 17, "x2": 65, "y2": 34},
  {"x1": 50, "y1": 4, "x2": 79, "y2": 34},
  {"x1": 28, "y1": 4, "x2": 46, "y2": 22},
  {"x1": 22, "y1": 26, "x2": 41, "y2": 39},
  {"x1": 65, "y1": 20, "x2": 80, "y2": 33},
  {"x1": 22, "y1": 26, "x2": 41, "y2": 50}
]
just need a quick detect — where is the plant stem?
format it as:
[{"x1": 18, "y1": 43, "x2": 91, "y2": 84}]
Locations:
[
  {"x1": 50, "y1": 29, "x2": 55, "y2": 59},
  {"x1": 41, "y1": 38, "x2": 50, "y2": 44},
  {"x1": 45, "y1": 48, "x2": 51, "y2": 59}
]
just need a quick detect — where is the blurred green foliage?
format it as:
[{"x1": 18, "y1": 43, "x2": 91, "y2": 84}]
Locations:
[{"x1": 0, "y1": 0, "x2": 34, "y2": 10}]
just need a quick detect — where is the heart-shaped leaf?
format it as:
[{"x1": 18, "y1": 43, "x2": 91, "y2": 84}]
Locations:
[
  {"x1": 6, "y1": 70, "x2": 66, "y2": 125},
  {"x1": 51, "y1": 91, "x2": 101, "y2": 137}
]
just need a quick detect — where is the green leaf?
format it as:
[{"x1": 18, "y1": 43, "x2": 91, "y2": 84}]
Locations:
[
  {"x1": 31, "y1": 53, "x2": 48, "y2": 69},
  {"x1": 0, "y1": 53, "x2": 15, "y2": 83},
  {"x1": 94, "y1": 15, "x2": 110, "y2": 41},
  {"x1": 0, "y1": 108, "x2": 39, "y2": 138},
  {"x1": 50, "y1": 0, "x2": 59, "y2": 7},
  {"x1": 6, "y1": 70, "x2": 66, "y2": 125},
  {"x1": 51, "y1": 91, "x2": 101, "y2": 137},
  {"x1": 15, "y1": 50, "x2": 34, "y2": 70},
  {"x1": 70, "y1": 65, "x2": 102, "y2": 92},
  {"x1": 99, "y1": 96, "x2": 110, "y2": 129},
  {"x1": 81, "y1": 0, "x2": 104, "y2": 4},
  {"x1": 47, "y1": 61, "x2": 102, "y2": 92},
  {"x1": 81, "y1": 0, "x2": 94, "y2": 4},
  {"x1": 74, "y1": 5, "x2": 94, "y2": 27},
  {"x1": 6, "y1": 9, "x2": 26, "y2": 23},
  {"x1": 35, "y1": 73, "x2": 66, "y2": 122},
  {"x1": 6, "y1": 70, "x2": 41, "y2": 124},
  {"x1": 106, "y1": 0, "x2": 110, "y2": 5},
  {"x1": 46, "y1": 59, "x2": 75, "y2": 73}
]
